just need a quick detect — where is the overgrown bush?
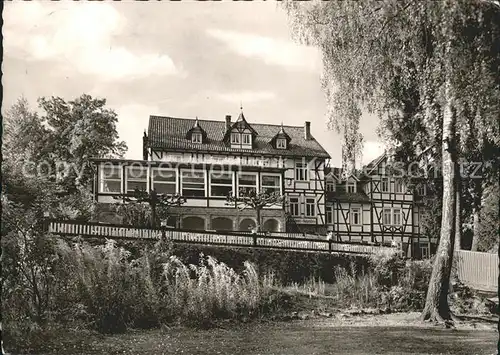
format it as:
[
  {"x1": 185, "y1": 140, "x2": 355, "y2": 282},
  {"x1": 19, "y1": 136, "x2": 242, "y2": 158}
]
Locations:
[{"x1": 292, "y1": 251, "x2": 434, "y2": 311}]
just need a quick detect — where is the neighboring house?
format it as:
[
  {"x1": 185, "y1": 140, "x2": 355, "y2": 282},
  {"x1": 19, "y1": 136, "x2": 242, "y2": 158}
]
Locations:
[
  {"x1": 91, "y1": 110, "x2": 330, "y2": 233},
  {"x1": 324, "y1": 152, "x2": 437, "y2": 258}
]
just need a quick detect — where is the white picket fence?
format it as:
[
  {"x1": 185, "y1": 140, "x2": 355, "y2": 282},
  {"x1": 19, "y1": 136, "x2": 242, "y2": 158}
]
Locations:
[{"x1": 457, "y1": 250, "x2": 499, "y2": 292}]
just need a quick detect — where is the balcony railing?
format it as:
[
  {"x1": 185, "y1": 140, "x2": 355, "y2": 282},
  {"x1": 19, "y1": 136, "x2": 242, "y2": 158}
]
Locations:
[{"x1": 47, "y1": 220, "x2": 398, "y2": 256}]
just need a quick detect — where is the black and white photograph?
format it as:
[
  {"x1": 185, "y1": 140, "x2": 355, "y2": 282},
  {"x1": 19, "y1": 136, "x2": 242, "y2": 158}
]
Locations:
[{"x1": 2, "y1": 1, "x2": 499, "y2": 354}]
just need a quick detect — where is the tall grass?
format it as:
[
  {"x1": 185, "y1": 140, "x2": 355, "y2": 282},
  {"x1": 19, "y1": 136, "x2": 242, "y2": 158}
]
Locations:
[
  {"x1": 284, "y1": 249, "x2": 433, "y2": 311},
  {"x1": 54, "y1": 240, "x2": 280, "y2": 332}
]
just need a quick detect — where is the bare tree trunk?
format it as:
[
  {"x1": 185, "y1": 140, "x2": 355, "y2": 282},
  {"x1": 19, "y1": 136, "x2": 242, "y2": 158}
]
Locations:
[
  {"x1": 470, "y1": 207, "x2": 480, "y2": 251},
  {"x1": 454, "y1": 181, "x2": 462, "y2": 252},
  {"x1": 470, "y1": 178, "x2": 484, "y2": 251},
  {"x1": 421, "y1": 80, "x2": 457, "y2": 324},
  {"x1": 256, "y1": 208, "x2": 262, "y2": 232},
  {"x1": 451, "y1": 178, "x2": 462, "y2": 286}
]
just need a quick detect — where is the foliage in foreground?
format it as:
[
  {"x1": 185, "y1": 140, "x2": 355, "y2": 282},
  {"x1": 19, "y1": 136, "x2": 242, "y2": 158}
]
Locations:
[
  {"x1": 2, "y1": 237, "x2": 282, "y2": 352},
  {"x1": 288, "y1": 249, "x2": 434, "y2": 312}
]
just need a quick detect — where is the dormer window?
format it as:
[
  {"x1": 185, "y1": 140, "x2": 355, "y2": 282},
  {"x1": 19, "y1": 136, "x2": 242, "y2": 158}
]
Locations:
[
  {"x1": 270, "y1": 123, "x2": 291, "y2": 150},
  {"x1": 347, "y1": 181, "x2": 357, "y2": 193},
  {"x1": 242, "y1": 133, "x2": 252, "y2": 145},
  {"x1": 192, "y1": 133, "x2": 202, "y2": 144},
  {"x1": 186, "y1": 117, "x2": 206, "y2": 145},
  {"x1": 276, "y1": 138, "x2": 287, "y2": 149},
  {"x1": 231, "y1": 132, "x2": 240, "y2": 144}
]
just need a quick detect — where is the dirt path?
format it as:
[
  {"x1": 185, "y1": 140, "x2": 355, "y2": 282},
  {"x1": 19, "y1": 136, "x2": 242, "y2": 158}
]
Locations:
[{"x1": 33, "y1": 313, "x2": 498, "y2": 355}]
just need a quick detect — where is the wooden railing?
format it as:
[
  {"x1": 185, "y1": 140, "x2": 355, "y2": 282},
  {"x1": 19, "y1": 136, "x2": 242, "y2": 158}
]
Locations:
[{"x1": 47, "y1": 220, "x2": 397, "y2": 255}]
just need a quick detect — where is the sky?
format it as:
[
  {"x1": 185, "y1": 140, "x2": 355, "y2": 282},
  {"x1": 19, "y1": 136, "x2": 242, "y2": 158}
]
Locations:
[{"x1": 2, "y1": 1, "x2": 385, "y2": 167}]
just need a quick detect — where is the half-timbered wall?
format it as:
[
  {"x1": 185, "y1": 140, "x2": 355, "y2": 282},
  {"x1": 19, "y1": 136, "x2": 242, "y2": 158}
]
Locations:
[{"x1": 284, "y1": 157, "x2": 326, "y2": 232}]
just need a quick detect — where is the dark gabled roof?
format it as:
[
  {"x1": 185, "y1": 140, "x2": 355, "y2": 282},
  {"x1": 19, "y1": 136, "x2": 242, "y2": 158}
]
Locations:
[
  {"x1": 148, "y1": 115, "x2": 330, "y2": 158},
  {"x1": 364, "y1": 152, "x2": 387, "y2": 174},
  {"x1": 326, "y1": 191, "x2": 371, "y2": 202}
]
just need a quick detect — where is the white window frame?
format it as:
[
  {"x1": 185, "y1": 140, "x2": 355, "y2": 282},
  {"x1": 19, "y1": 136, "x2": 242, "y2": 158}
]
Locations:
[
  {"x1": 151, "y1": 167, "x2": 177, "y2": 195},
  {"x1": 417, "y1": 184, "x2": 427, "y2": 196},
  {"x1": 395, "y1": 179, "x2": 404, "y2": 193},
  {"x1": 289, "y1": 197, "x2": 300, "y2": 216},
  {"x1": 276, "y1": 138, "x2": 287, "y2": 149},
  {"x1": 381, "y1": 178, "x2": 389, "y2": 192},
  {"x1": 295, "y1": 161, "x2": 308, "y2": 181},
  {"x1": 305, "y1": 197, "x2": 316, "y2": 217},
  {"x1": 261, "y1": 173, "x2": 281, "y2": 195},
  {"x1": 99, "y1": 164, "x2": 122, "y2": 194},
  {"x1": 242, "y1": 133, "x2": 252, "y2": 145},
  {"x1": 347, "y1": 181, "x2": 357, "y2": 193},
  {"x1": 350, "y1": 207, "x2": 361, "y2": 225},
  {"x1": 231, "y1": 132, "x2": 240, "y2": 144},
  {"x1": 383, "y1": 208, "x2": 392, "y2": 225},
  {"x1": 392, "y1": 208, "x2": 402, "y2": 226},
  {"x1": 191, "y1": 133, "x2": 202, "y2": 144},
  {"x1": 209, "y1": 170, "x2": 234, "y2": 197},
  {"x1": 237, "y1": 172, "x2": 258, "y2": 197},
  {"x1": 326, "y1": 205, "x2": 334, "y2": 224},
  {"x1": 420, "y1": 245, "x2": 430, "y2": 259},
  {"x1": 326, "y1": 181, "x2": 336, "y2": 192},
  {"x1": 181, "y1": 169, "x2": 206, "y2": 197},
  {"x1": 125, "y1": 165, "x2": 148, "y2": 193},
  {"x1": 382, "y1": 208, "x2": 402, "y2": 226}
]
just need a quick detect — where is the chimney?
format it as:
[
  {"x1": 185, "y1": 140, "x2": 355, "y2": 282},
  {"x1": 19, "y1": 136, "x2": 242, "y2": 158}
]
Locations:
[
  {"x1": 142, "y1": 131, "x2": 149, "y2": 161},
  {"x1": 304, "y1": 121, "x2": 311, "y2": 140},
  {"x1": 225, "y1": 115, "x2": 232, "y2": 131}
]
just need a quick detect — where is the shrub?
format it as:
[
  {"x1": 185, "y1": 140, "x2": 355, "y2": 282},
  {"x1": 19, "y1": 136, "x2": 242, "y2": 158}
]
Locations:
[{"x1": 158, "y1": 255, "x2": 278, "y2": 327}]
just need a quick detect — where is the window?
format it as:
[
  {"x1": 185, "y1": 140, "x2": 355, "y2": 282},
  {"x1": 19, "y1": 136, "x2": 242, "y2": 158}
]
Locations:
[
  {"x1": 289, "y1": 197, "x2": 300, "y2": 216},
  {"x1": 295, "y1": 161, "x2": 307, "y2": 181},
  {"x1": 305, "y1": 198, "x2": 316, "y2": 217},
  {"x1": 393, "y1": 208, "x2": 402, "y2": 225},
  {"x1": 210, "y1": 171, "x2": 233, "y2": 197},
  {"x1": 420, "y1": 245, "x2": 429, "y2": 259},
  {"x1": 100, "y1": 165, "x2": 121, "y2": 193},
  {"x1": 350, "y1": 208, "x2": 361, "y2": 225},
  {"x1": 381, "y1": 178, "x2": 389, "y2": 192},
  {"x1": 231, "y1": 132, "x2": 240, "y2": 144},
  {"x1": 276, "y1": 138, "x2": 287, "y2": 149},
  {"x1": 242, "y1": 133, "x2": 251, "y2": 145},
  {"x1": 152, "y1": 168, "x2": 176, "y2": 194},
  {"x1": 383, "y1": 208, "x2": 402, "y2": 225},
  {"x1": 192, "y1": 133, "x2": 202, "y2": 144},
  {"x1": 326, "y1": 181, "x2": 336, "y2": 192},
  {"x1": 238, "y1": 173, "x2": 257, "y2": 196},
  {"x1": 395, "y1": 179, "x2": 404, "y2": 193},
  {"x1": 417, "y1": 184, "x2": 427, "y2": 196},
  {"x1": 326, "y1": 205, "x2": 333, "y2": 224},
  {"x1": 347, "y1": 181, "x2": 357, "y2": 193},
  {"x1": 261, "y1": 174, "x2": 281, "y2": 195},
  {"x1": 380, "y1": 161, "x2": 387, "y2": 175},
  {"x1": 181, "y1": 170, "x2": 205, "y2": 197},
  {"x1": 126, "y1": 166, "x2": 147, "y2": 193},
  {"x1": 383, "y1": 208, "x2": 392, "y2": 225}
]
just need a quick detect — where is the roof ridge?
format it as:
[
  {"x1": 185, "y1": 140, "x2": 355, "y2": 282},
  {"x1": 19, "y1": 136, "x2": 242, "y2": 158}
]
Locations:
[{"x1": 149, "y1": 115, "x2": 304, "y2": 129}]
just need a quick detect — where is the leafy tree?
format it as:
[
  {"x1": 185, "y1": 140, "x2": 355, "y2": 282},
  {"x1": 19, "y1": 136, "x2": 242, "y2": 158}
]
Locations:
[
  {"x1": 284, "y1": 0, "x2": 500, "y2": 324},
  {"x1": 2, "y1": 98, "x2": 53, "y2": 206},
  {"x1": 474, "y1": 181, "x2": 499, "y2": 252},
  {"x1": 226, "y1": 189, "x2": 284, "y2": 232},
  {"x1": 38, "y1": 94, "x2": 127, "y2": 194}
]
